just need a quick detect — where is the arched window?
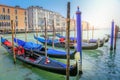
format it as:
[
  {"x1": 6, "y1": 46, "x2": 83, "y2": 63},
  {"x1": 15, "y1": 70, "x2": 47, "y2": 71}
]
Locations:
[
  {"x1": 1, "y1": 22, "x2": 3, "y2": 26},
  {"x1": 0, "y1": 15, "x2": 1, "y2": 20},
  {"x1": 4, "y1": 15, "x2": 6, "y2": 20},
  {"x1": 7, "y1": 22, "x2": 9, "y2": 27},
  {"x1": 0, "y1": 22, "x2": 1, "y2": 27},
  {"x1": 1, "y1": 15, "x2": 3, "y2": 20},
  {"x1": 8, "y1": 22, "x2": 10, "y2": 26},
  {"x1": 6, "y1": 22, "x2": 8, "y2": 27},
  {"x1": 8, "y1": 15, "x2": 10, "y2": 20},
  {"x1": 6, "y1": 22, "x2": 7, "y2": 26},
  {"x1": 4, "y1": 15, "x2": 5, "y2": 20},
  {"x1": 4, "y1": 22, "x2": 6, "y2": 26},
  {"x1": 5, "y1": 15, "x2": 7, "y2": 20},
  {"x1": 5, "y1": 22, "x2": 7, "y2": 26}
]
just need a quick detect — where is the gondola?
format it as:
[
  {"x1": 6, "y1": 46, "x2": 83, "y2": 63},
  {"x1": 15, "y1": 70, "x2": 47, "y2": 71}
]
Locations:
[
  {"x1": 83, "y1": 39, "x2": 104, "y2": 47},
  {"x1": 56, "y1": 33, "x2": 104, "y2": 47},
  {"x1": 104, "y1": 35, "x2": 109, "y2": 43},
  {"x1": 14, "y1": 38, "x2": 76, "y2": 59},
  {"x1": 34, "y1": 35, "x2": 75, "y2": 49},
  {"x1": 56, "y1": 34, "x2": 98, "y2": 50},
  {"x1": 56, "y1": 33, "x2": 76, "y2": 41},
  {"x1": 81, "y1": 42, "x2": 98, "y2": 50},
  {"x1": 34, "y1": 35, "x2": 98, "y2": 50},
  {"x1": 1, "y1": 37, "x2": 80, "y2": 76},
  {"x1": 83, "y1": 35, "x2": 110, "y2": 47}
]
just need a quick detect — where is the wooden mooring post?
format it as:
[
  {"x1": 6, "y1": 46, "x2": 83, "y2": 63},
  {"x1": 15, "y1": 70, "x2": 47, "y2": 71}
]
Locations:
[
  {"x1": 114, "y1": 25, "x2": 117, "y2": 50},
  {"x1": 52, "y1": 20, "x2": 55, "y2": 49},
  {"x1": 11, "y1": 20, "x2": 16, "y2": 64},
  {"x1": 66, "y1": 2, "x2": 70, "y2": 80}
]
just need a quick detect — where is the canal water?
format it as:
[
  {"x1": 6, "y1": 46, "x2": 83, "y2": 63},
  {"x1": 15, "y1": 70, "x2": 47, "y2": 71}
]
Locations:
[{"x1": 0, "y1": 29, "x2": 120, "y2": 80}]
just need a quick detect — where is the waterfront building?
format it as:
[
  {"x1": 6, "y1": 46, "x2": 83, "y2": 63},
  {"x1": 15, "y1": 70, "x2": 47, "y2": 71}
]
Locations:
[
  {"x1": 27, "y1": 6, "x2": 66, "y2": 31},
  {"x1": 0, "y1": 4, "x2": 28, "y2": 32},
  {"x1": 70, "y1": 18, "x2": 75, "y2": 30},
  {"x1": 82, "y1": 21, "x2": 88, "y2": 30},
  {"x1": 70, "y1": 20, "x2": 92, "y2": 31}
]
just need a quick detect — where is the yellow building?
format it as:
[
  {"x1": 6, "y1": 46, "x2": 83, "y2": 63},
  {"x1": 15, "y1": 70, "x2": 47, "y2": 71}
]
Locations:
[
  {"x1": 70, "y1": 20, "x2": 91, "y2": 31},
  {"x1": 70, "y1": 19, "x2": 75, "y2": 30},
  {"x1": 82, "y1": 21, "x2": 88, "y2": 30},
  {"x1": 0, "y1": 4, "x2": 27, "y2": 32}
]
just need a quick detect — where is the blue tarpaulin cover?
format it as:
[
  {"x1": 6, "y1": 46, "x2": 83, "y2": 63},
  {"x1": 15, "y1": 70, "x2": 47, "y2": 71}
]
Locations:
[
  {"x1": 47, "y1": 48, "x2": 72, "y2": 55},
  {"x1": 34, "y1": 35, "x2": 59, "y2": 44},
  {"x1": 1, "y1": 37, "x2": 6, "y2": 43},
  {"x1": 56, "y1": 34, "x2": 76, "y2": 41},
  {"x1": 14, "y1": 38, "x2": 43, "y2": 50}
]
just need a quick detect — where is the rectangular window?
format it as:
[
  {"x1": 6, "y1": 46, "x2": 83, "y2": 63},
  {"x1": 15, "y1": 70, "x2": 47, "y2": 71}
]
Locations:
[
  {"x1": 25, "y1": 17, "x2": 27, "y2": 21},
  {"x1": 4, "y1": 15, "x2": 5, "y2": 20},
  {"x1": 8, "y1": 16, "x2": 10, "y2": 20},
  {"x1": 24, "y1": 11, "x2": 26, "y2": 15},
  {"x1": 16, "y1": 21, "x2": 18, "y2": 26},
  {"x1": 3, "y1": 8, "x2": 5, "y2": 13},
  {"x1": 9, "y1": 22, "x2": 11, "y2": 26},
  {"x1": 16, "y1": 16, "x2": 17, "y2": 20},
  {"x1": 25, "y1": 17, "x2": 27, "y2": 24},
  {"x1": 15, "y1": 9, "x2": 17, "y2": 14},
  {"x1": 8, "y1": 9, "x2": 10, "y2": 13}
]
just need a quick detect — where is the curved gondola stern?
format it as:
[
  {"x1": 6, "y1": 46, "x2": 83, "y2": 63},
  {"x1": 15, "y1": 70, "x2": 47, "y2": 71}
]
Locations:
[
  {"x1": 1, "y1": 37, "x2": 6, "y2": 44},
  {"x1": 94, "y1": 40, "x2": 99, "y2": 49},
  {"x1": 70, "y1": 50, "x2": 76, "y2": 59},
  {"x1": 94, "y1": 42, "x2": 99, "y2": 49},
  {"x1": 34, "y1": 34, "x2": 37, "y2": 39},
  {"x1": 105, "y1": 35, "x2": 109, "y2": 43},
  {"x1": 97, "y1": 39, "x2": 104, "y2": 47},
  {"x1": 72, "y1": 52, "x2": 83, "y2": 76}
]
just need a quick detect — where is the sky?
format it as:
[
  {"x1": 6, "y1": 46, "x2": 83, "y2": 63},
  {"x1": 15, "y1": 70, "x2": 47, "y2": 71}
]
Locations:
[{"x1": 0, "y1": 0, "x2": 120, "y2": 29}]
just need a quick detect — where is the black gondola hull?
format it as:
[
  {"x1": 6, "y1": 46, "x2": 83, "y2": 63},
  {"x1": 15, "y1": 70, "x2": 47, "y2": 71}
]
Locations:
[{"x1": 1, "y1": 43, "x2": 79, "y2": 76}]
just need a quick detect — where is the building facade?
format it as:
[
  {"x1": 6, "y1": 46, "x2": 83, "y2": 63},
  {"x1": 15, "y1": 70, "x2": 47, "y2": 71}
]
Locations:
[
  {"x1": 68, "y1": 19, "x2": 93, "y2": 31},
  {"x1": 0, "y1": 4, "x2": 93, "y2": 33},
  {"x1": 82, "y1": 21, "x2": 93, "y2": 30},
  {"x1": 0, "y1": 4, "x2": 27, "y2": 32},
  {"x1": 27, "y1": 6, "x2": 66, "y2": 31}
]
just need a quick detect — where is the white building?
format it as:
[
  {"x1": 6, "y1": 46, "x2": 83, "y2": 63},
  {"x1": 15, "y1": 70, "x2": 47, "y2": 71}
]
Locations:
[{"x1": 27, "y1": 6, "x2": 66, "y2": 31}]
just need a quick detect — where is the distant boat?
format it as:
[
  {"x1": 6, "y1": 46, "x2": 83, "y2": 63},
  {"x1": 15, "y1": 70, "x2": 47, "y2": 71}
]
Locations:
[
  {"x1": 55, "y1": 34, "x2": 98, "y2": 50},
  {"x1": 80, "y1": 42, "x2": 98, "y2": 50},
  {"x1": 1, "y1": 37, "x2": 79, "y2": 76},
  {"x1": 34, "y1": 35, "x2": 75, "y2": 49},
  {"x1": 56, "y1": 33, "x2": 109, "y2": 47},
  {"x1": 83, "y1": 35, "x2": 109, "y2": 47},
  {"x1": 14, "y1": 38, "x2": 76, "y2": 59},
  {"x1": 83, "y1": 39, "x2": 104, "y2": 47},
  {"x1": 34, "y1": 35, "x2": 98, "y2": 50}
]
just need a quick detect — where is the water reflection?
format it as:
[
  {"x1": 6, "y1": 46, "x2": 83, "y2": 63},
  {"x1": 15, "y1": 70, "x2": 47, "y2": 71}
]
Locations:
[{"x1": 106, "y1": 50, "x2": 116, "y2": 80}]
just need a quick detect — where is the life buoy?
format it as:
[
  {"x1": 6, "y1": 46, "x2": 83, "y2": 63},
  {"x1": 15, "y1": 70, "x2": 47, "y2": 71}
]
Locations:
[
  {"x1": 59, "y1": 38, "x2": 65, "y2": 42},
  {"x1": 3, "y1": 40, "x2": 12, "y2": 47}
]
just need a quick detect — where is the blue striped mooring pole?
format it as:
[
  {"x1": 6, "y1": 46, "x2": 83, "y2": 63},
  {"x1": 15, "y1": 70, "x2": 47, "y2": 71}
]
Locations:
[
  {"x1": 110, "y1": 20, "x2": 114, "y2": 50},
  {"x1": 76, "y1": 7, "x2": 82, "y2": 62}
]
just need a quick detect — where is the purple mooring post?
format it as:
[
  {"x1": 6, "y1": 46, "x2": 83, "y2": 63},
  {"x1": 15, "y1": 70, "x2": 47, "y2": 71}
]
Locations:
[
  {"x1": 110, "y1": 20, "x2": 114, "y2": 50},
  {"x1": 76, "y1": 7, "x2": 82, "y2": 61}
]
